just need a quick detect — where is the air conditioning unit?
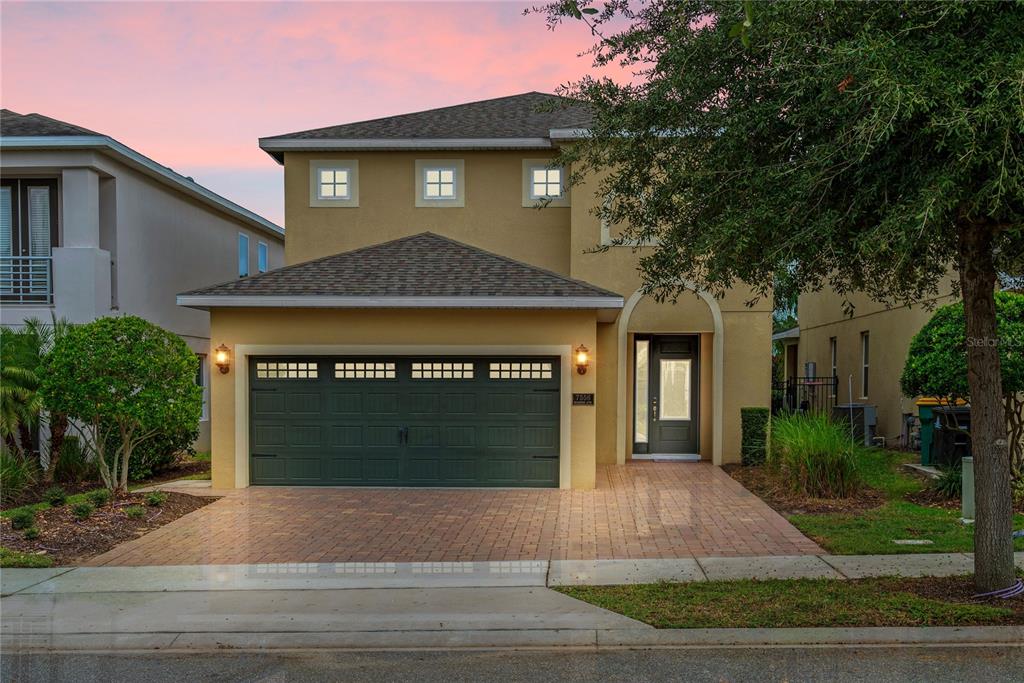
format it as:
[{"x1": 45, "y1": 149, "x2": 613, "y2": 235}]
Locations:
[{"x1": 832, "y1": 403, "x2": 877, "y2": 447}]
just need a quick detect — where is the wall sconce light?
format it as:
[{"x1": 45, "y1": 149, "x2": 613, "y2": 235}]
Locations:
[
  {"x1": 574, "y1": 344, "x2": 590, "y2": 375},
  {"x1": 214, "y1": 344, "x2": 231, "y2": 374}
]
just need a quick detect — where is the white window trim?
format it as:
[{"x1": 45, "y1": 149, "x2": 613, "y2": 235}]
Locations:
[
  {"x1": 257, "y1": 241, "x2": 268, "y2": 273},
  {"x1": 238, "y1": 233, "x2": 250, "y2": 278},
  {"x1": 309, "y1": 160, "x2": 359, "y2": 207},
  {"x1": 197, "y1": 354, "x2": 209, "y2": 421},
  {"x1": 521, "y1": 159, "x2": 569, "y2": 208},
  {"x1": 414, "y1": 159, "x2": 465, "y2": 208}
]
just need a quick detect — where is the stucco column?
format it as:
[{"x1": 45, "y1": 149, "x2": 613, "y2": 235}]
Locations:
[
  {"x1": 61, "y1": 168, "x2": 100, "y2": 247},
  {"x1": 53, "y1": 168, "x2": 111, "y2": 322}
]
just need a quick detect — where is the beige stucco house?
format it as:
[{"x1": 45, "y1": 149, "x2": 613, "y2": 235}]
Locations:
[
  {"x1": 793, "y1": 286, "x2": 958, "y2": 443},
  {"x1": 0, "y1": 110, "x2": 285, "y2": 449},
  {"x1": 179, "y1": 93, "x2": 772, "y2": 490}
]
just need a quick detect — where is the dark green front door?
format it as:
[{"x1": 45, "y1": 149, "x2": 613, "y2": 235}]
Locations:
[
  {"x1": 648, "y1": 336, "x2": 700, "y2": 454},
  {"x1": 249, "y1": 356, "x2": 560, "y2": 487}
]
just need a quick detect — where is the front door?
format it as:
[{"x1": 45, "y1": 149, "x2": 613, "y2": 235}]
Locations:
[{"x1": 647, "y1": 336, "x2": 699, "y2": 454}]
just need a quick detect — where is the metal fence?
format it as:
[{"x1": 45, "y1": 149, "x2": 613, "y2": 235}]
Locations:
[
  {"x1": 772, "y1": 375, "x2": 838, "y2": 415},
  {"x1": 0, "y1": 256, "x2": 53, "y2": 304}
]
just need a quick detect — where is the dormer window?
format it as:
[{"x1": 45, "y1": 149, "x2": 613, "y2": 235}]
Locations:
[
  {"x1": 530, "y1": 167, "x2": 563, "y2": 199},
  {"x1": 424, "y1": 167, "x2": 456, "y2": 200},
  {"x1": 317, "y1": 168, "x2": 350, "y2": 200}
]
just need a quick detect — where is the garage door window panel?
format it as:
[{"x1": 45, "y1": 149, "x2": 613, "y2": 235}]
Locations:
[
  {"x1": 488, "y1": 361, "x2": 553, "y2": 379},
  {"x1": 411, "y1": 361, "x2": 474, "y2": 379},
  {"x1": 335, "y1": 362, "x2": 397, "y2": 379},
  {"x1": 256, "y1": 361, "x2": 319, "y2": 379}
]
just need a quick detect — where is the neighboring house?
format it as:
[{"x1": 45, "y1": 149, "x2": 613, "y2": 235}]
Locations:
[
  {"x1": 792, "y1": 286, "x2": 958, "y2": 444},
  {"x1": 178, "y1": 92, "x2": 772, "y2": 490},
  {"x1": 0, "y1": 109, "x2": 285, "y2": 450}
]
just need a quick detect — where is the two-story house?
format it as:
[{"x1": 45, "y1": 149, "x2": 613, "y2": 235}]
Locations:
[
  {"x1": 0, "y1": 110, "x2": 285, "y2": 449},
  {"x1": 178, "y1": 93, "x2": 772, "y2": 490}
]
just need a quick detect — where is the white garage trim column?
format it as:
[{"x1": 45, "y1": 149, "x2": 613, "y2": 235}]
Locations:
[
  {"x1": 615, "y1": 287, "x2": 725, "y2": 465},
  {"x1": 233, "y1": 344, "x2": 574, "y2": 489}
]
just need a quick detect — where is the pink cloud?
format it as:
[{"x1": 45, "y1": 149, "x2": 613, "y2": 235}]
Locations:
[{"x1": 1, "y1": 2, "x2": 626, "y2": 224}]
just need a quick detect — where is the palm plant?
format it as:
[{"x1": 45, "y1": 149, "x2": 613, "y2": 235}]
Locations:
[{"x1": 0, "y1": 363, "x2": 41, "y2": 455}]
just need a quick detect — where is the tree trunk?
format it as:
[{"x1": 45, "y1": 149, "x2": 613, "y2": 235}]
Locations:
[
  {"x1": 43, "y1": 413, "x2": 68, "y2": 484},
  {"x1": 958, "y1": 219, "x2": 1015, "y2": 593}
]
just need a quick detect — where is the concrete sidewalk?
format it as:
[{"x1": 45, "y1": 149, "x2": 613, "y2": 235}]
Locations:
[
  {"x1": 3, "y1": 553, "x2": 1022, "y2": 652},
  {"x1": 5, "y1": 552, "x2": 1022, "y2": 597}
]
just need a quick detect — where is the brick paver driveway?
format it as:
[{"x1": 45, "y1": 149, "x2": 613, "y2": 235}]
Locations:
[{"x1": 90, "y1": 463, "x2": 821, "y2": 566}]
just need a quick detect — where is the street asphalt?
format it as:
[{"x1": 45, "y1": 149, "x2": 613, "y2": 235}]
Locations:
[{"x1": 3, "y1": 646, "x2": 1023, "y2": 683}]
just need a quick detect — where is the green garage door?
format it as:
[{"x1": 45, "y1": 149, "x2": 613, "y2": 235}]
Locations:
[{"x1": 249, "y1": 356, "x2": 560, "y2": 487}]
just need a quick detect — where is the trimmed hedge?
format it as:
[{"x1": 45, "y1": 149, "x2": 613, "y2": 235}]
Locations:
[{"x1": 741, "y1": 407, "x2": 770, "y2": 465}]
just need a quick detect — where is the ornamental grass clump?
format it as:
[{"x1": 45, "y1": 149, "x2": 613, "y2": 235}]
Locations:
[{"x1": 767, "y1": 413, "x2": 863, "y2": 498}]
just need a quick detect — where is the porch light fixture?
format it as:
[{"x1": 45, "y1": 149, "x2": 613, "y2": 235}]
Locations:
[
  {"x1": 214, "y1": 344, "x2": 231, "y2": 374},
  {"x1": 574, "y1": 345, "x2": 590, "y2": 375}
]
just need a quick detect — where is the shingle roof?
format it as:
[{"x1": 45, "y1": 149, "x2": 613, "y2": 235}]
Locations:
[
  {"x1": 262, "y1": 93, "x2": 592, "y2": 142},
  {"x1": 1, "y1": 109, "x2": 101, "y2": 137},
  {"x1": 180, "y1": 232, "x2": 621, "y2": 302}
]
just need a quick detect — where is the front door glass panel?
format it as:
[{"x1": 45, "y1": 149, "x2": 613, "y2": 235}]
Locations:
[{"x1": 659, "y1": 359, "x2": 691, "y2": 420}]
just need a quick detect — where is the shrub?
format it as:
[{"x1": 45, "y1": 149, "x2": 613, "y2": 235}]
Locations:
[
  {"x1": 932, "y1": 463, "x2": 963, "y2": 500},
  {"x1": 121, "y1": 425, "x2": 197, "y2": 482},
  {"x1": 0, "y1": 450, "x2": 37, "y2": 504},
  {"x1": 44, "y1": 486, "x2": 67, "y2": 506},
  {"x1": 767, "y1": 412, "x2": 863, "y2": 498},
  {"x1": 741, "y1": 407, "x2": 770, "y2": 465},
  {"x1": 22, "y1": 527, "x2": 40, "y2": 540},
  {"x1": 71, "y1": 502, "x2": 94, "y2": 520},
  {"x1": 86, "y1": 489, "x2": 111, "y2": 507},
  {"x1": 123, "y1": 505, "x2": 146, "y2": 519},
  {"x1": 54, "y1": 436, "x2": 99, "y2": 484},
  {"x1": 9, "y1": 508, "x2": 35, "y2": 530},
  {"x1": 40, "y1": 316, "x2": 203, "y2": 493},
  {"x1": 144, "y1": 491, "x2": 168, "y2": 507}
]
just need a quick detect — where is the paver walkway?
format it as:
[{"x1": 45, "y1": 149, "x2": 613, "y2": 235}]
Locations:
[{"x1": 88, "y1": 462, "x2": 821, "y2": 566}]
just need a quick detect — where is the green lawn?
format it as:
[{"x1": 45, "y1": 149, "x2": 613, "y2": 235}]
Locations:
[
  {"x1": 557, "y1": 576, "x2": 1019, "y2": 629},
  {"x1": 0, "y1": 547, "x2": 55, "y2": 568},
  {"x1": 782, "y1": 450, "x2": 1024, "y2": 554}
]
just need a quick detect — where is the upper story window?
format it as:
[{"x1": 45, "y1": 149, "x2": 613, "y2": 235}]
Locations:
[
  {"x1": 238, "y1": 233, "x2": 250, "y2": 277},
  {"x1": 415, "y1": 159, "x2": 464, "y2": 208},
  {"x1": 317, "y1": 168, "x2": 350, "y2": 200},
  {"x1": 423, "y1": 168, "x2": 456, "y2": 199},
  {"x1": 530, "y1": 167, "x2": 563, "y2": 199},
  {"x1": 521, "y1": 159, "x2": 569, "y2": 208},
  {"x1": 860, "y1": 331, "x2": 870, "y2": 398},
  {"x1": 257, "y1": 242, "x2": 268, "y2": 273},
  {"x1": 309, "y1": 160, "x2": 359, "y2": 208},
  {"x1": 1, "y1": 178, "x2": 59, "y2": 304}
]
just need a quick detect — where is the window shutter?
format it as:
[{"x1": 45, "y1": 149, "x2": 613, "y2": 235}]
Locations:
[
  {"x1": 0, "y1": 187, "x2": 11, "y2": 257},
  {"x1": 27, "y1": 186, "x2": 51, "y2": 257}
]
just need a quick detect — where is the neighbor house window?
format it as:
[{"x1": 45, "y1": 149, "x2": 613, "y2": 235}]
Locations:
[
  {"x1": 317, "y1": 168, "x2": 350, "y2": 200},
  {"x1": 423, "y1": 168, "x2": 456, "y2": 199},
  {"x1": 1, "y1": 178, "x2": 59, "y2": 304},
  {"x1": 829, "y1": 337, "x2": 838, "y2": 396},
  {"x1": 529, "y1": 166, "x2": 563, "y2": 199},
  {"x1": 196, "y1": 354, "x2": 209, "y2": 421},
  {"x1": 238, "y1": 233, "x2": 249, "y2": 277},
  {"x1": 860, "y1": 332, "x2": 870, "y2": 397},
  {"x1": 257, "y1": 242, "x2": 268, "y2": 273}
]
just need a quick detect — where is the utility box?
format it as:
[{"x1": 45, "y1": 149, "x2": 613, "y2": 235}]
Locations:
[{"x1": 833, "y1": 403, "x2": 878, "y2": 446}]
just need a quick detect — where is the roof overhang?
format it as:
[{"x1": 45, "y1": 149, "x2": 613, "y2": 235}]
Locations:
[
  {"x1": 258, "y1": 137, "x2": 556, "y2": 163},
  {"x1": 772, "y1": 327, "x2": 800, "y2": 342},
  {"x1": 177, "y1": 294, "x2": 624, "y2": 322},
  {"x1": 0, "y1": 136, "x2": 284, "y2": 239}
]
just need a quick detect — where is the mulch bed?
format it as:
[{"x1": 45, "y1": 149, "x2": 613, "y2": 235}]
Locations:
[
  {"x1": 723, "y1": 464, "x2": 887, "y2": 515},
  {"x1": 0, "y1": 492, "x2": 216, "y2": 565}
]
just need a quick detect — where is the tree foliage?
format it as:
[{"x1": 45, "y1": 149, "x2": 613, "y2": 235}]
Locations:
[
  {"x1": 40, "y1": 316, "x2": 202, "y2": 493},
  {"x1": 902, "y1": 292, "x2": 1024, "y2": 468},
  {"x1": 537, "y1": 0, "x2": 1022, "y2": 305},
  {"x1": 535, "y1": 0, "x2": 1024, "y2": 590}
]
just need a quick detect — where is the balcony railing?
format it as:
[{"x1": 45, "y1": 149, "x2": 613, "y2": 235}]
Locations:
[{"x1": 0, "y1": 256, "x2": 53, "y2": 305}]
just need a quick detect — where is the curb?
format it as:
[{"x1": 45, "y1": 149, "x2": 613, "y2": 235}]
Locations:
[{"x1": 4, "y1": 626, "x2": 1023, "y2": 653}]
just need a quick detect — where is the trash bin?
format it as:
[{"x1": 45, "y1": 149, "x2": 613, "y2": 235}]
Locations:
[{"x1": 932, "y1": 406, "x2": 972, "y2": 468}]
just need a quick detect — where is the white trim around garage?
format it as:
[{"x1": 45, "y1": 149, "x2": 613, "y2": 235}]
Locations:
[{"x1": 232, "y1": 344, "x2": 575, "y2": 491}]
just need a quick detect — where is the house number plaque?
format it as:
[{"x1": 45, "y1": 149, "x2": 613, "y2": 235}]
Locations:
[{"x1": 572, "y1": 393, "x2": 595, "y2": 406}]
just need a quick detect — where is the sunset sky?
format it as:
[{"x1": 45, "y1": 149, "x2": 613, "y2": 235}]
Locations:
[{"x1": 1, "y1": 1, "x2": 619, "y2": 226}]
